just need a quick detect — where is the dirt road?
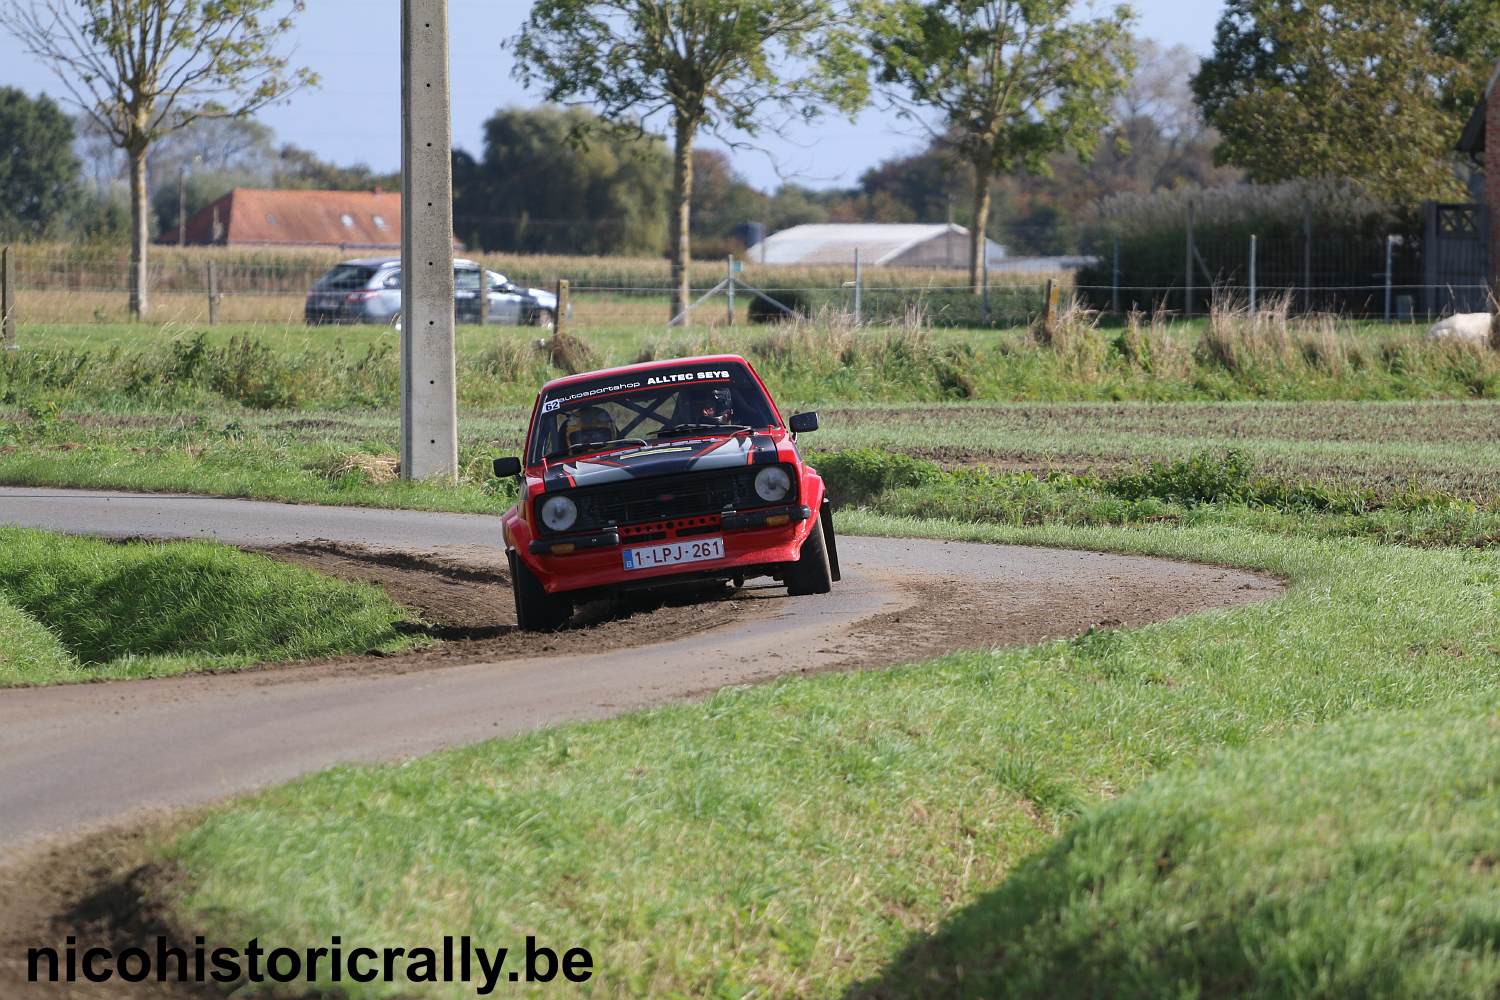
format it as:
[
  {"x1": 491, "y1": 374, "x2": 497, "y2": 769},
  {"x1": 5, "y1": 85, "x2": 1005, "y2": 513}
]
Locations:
[{"x1": 0, "y1": 487, "x2": 1280, "y2": 857}]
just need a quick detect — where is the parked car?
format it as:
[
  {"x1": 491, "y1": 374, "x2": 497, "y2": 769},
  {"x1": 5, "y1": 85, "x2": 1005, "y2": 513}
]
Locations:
[
  {"x1": 492, "y1": 354, "x2": 839, "y2": 631},
  {"x1": 304, "y1": 257, "x2": 559, "y2": 326}
]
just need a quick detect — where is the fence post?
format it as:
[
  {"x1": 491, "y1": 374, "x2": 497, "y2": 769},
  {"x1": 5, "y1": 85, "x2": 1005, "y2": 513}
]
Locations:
[
  {"x1": 207, "y1": 260, "x2": 219, "y2": 325},
  {"x1": 1384, "y1": 235, "x2": 1394, "y2": 322},
  {"x1": 1184, "y1": 200, "x2": 1195, "y2": 317},
  {"x1": 726, "y1": 255, "x2": 735, "y2": 326},
  {"x1": 479, "y1": 266, "x2": 490, "y2": 325},
  {"x1": 980, "y1": 243, "x2": 990, "y2": 325},
  {"x1": 1249, "y1": 234, "x2": 1257, "y2": 313},
  {"x1": 1042, "y1": 277, "x2": 1059, "y2": 339},
  {"x1": 554, "y1": 278, "x2": 569, "y2": 337},
  {"x1": 853, "y1": 247, "x2": 862, "y2": 325},
  {"x1": 1, "y1": 246, "x2": 14, "y2": 349},
  {"x1": 1110, "y1": 233, "x2": 1120, "y2": 315}
]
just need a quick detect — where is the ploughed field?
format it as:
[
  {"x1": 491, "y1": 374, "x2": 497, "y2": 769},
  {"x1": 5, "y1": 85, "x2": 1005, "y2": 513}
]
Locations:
[{"x1": 3, "y1": 401, "x2": 1495, "y2": 515}]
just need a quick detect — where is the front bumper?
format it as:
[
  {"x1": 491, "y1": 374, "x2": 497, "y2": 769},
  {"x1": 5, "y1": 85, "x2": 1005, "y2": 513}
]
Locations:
[{"x1": 518, "y1": 506, "x2": 814, "y2": 595}]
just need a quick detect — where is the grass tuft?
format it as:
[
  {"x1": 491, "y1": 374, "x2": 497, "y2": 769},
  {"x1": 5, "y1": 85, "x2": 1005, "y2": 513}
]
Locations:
[{"x1": 0, "y1": 593, "x2": 79, "y2": 685}]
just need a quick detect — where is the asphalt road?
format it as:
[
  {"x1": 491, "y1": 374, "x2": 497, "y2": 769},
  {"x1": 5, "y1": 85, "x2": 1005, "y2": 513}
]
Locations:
[{"x1": 0, "y1": 487, "x2": 1279, "y2": 856}]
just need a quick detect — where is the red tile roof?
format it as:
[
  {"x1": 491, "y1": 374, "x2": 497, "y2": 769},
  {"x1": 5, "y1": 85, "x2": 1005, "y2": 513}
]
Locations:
[{"x1": 178, "y1": 188, "x2": 405, "y2": 248}]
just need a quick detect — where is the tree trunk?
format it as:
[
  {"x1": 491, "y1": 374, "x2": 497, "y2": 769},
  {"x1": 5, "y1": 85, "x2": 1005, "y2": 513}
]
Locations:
[
  {"x1": 969, "y1": 165, "x2": 992, "y2": 295},
  {"x1": 669, "y1": 115, "x2": 695, "y2": 325},
  {"x1": 128, "y1": 146, "x2": 150, "y2": 320}
]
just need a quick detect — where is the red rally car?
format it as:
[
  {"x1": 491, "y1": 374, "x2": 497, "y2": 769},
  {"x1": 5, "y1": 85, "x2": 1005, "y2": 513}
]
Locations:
[{"x1": 492, "y1": 354, "x2": 840, "y2": 631}]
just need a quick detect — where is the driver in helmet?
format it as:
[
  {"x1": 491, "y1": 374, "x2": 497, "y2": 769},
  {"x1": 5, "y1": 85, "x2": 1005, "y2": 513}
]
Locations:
[
  {"x1": 681, "y1": 386, "x2": 735, "y2": 426},
  {"x1": 562, "y1": 405, "x2": 618, "y2": 454}
]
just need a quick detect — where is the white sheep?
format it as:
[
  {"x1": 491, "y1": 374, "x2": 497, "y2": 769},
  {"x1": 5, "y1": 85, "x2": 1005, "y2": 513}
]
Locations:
[{"x1": 1424, "y1": 312, "x2": 1494, "y2": 346}]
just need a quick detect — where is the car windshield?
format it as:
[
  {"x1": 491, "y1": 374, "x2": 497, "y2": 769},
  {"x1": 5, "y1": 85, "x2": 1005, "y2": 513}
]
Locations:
[
  {"x1": 313, "y1": 264, "x2": 377, "y2": 290},
  {"x1": 528, "y1": 363, "x2": 778, "y2": 464}
]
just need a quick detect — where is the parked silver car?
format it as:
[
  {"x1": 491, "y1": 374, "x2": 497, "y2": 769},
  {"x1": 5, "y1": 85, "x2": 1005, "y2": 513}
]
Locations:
[{"x1": 304, "y1": 257, "x2": 559, "y2": 326}]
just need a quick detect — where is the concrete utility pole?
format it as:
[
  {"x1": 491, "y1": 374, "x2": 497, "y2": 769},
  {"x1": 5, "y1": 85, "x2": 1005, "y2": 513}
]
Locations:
[{"x1": 400, "y1": 0, "x2": 458, "y2": 482}]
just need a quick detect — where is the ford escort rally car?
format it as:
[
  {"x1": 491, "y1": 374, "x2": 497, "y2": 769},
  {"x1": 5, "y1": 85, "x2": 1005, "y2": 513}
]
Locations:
[{"x1": 492, "y1": 355, "x2": 840, "y2": 631}]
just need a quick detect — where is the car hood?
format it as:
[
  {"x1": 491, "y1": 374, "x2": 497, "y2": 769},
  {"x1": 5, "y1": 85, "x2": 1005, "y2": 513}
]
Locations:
[
  {"x1": 540, "y1": 432, "x2": 784, "y2": 492},
  {"x1": 526, "y1": 288, "x2": 557, "y2": 307}
]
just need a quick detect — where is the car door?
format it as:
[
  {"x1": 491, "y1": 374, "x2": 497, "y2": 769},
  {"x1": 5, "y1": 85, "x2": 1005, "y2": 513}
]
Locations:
[
  {"x1": 486, "y1": 270, "x2": 524, "y2": 325},
  {"x1": 454, "y1": 265, "x2": 484, "y2": 324}
]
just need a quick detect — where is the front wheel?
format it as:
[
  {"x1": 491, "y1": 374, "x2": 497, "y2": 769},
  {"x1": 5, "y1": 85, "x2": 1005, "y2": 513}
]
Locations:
[
  {"x1": 785, "y1": 521, "x2": 833, "y2": 596},
  {"x1": 531, "y1": 308, "x2": 555, "y2": 329},
  {"x1": 509, "y1": 551, "x2": 572, "y2": 631}
]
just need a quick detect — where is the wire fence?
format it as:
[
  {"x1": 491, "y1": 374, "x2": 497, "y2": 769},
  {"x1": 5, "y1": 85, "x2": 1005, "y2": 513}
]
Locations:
[
  {"x1": 0, "y1": 242, "x2": 1487, "y2": 335},
  {"x1": 1075, "y1": 203, "x2": 1493, "y2": 319}
]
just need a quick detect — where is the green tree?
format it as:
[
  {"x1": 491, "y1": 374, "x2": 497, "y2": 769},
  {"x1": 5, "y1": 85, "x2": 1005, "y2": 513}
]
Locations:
[
  {"x1": 455, "y1": 105, "x2": 671, "y2": 256},
  {"x1": 870, "y1": 0, "x2": 1135, "y2": 291},
  {"x1": 0, "y1": 1, "x2": 315, "y2": 319},
  {"x1": 0, "y1": 87, "x2": 83, "y2": 239},
  {"x1": 513, "y1": 0, "x2": 868, "y2": 322},
  {"x1": 1192, "y1": 0, "x2": 1500, "y2": 207}
]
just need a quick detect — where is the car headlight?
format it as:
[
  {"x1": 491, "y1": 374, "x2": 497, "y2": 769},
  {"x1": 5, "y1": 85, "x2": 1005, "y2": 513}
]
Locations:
[
  {"x1": 539, "y1": 495, "x2": 578, "y2": 532},
  {"x1": 754, "y1": 466, "x2": 792, "y2": 503}
]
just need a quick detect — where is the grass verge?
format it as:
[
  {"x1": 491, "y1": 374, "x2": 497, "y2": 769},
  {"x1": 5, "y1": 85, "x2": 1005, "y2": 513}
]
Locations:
[
  {"x1": 159, "y1": 517, "x2": 1499, "y2": 996},
  {"x1": 0, "y1": 527, "x2": 417, "y2": 685},
  {"x1": 852, "y1": 705, "x2": 1500, "y2": 998}
]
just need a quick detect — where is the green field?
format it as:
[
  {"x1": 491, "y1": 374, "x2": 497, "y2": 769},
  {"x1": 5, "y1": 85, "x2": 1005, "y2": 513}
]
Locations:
[
  {"x1": 3, "y1": 308, "x2": 1497, "y2": 518},
  {"x1": 0, "y1": 527, "x2": 416, "y2": 685}
]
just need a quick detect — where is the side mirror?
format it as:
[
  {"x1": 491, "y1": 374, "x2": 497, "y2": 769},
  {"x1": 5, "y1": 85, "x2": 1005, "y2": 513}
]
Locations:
[
  {"x1": 492, "y1": 456, "x2": 522, "y2": 478},
  {"x1": 789, "y1": 412, "x2": 819, "y2": 434}
]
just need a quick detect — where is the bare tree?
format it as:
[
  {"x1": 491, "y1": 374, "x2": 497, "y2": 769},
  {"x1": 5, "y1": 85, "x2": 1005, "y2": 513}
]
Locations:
[{"x1": 1, "y1": 0, "x2": 314, "y2": 318}]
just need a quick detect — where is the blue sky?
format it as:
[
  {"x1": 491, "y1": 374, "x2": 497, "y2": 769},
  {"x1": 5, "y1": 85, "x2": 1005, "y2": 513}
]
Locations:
[{"x1": 0, "y1": 0, "x2": 1225, "y2": 191}]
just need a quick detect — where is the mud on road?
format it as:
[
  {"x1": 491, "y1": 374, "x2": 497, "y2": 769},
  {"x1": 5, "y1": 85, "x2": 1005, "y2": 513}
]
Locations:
[
  {"x1": 253, "y1": 540, "x2": 752, "y2": 675},
  {"x1": 250, "y1": 538, "x2": 1276, "y2": 684}
]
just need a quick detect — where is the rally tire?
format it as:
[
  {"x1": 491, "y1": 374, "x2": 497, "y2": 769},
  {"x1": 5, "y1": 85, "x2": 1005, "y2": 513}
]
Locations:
[
  {"x1": 510, "y1": 551, "x2": 572, "y2": 632},
  {"x1": 785, "y1": 520, "x2": 833, "y2": 596}
]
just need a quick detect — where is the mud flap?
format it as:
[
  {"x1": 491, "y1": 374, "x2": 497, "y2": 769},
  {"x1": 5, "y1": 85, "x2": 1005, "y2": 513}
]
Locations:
[{"x1": 820, "y1": 498, "x2": 842, "y2": 583}]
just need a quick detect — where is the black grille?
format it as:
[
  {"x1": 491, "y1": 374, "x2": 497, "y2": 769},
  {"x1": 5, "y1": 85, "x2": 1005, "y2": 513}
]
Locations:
[{"x1": 538, "y1": 467, "x2": 792, "y2": 534}]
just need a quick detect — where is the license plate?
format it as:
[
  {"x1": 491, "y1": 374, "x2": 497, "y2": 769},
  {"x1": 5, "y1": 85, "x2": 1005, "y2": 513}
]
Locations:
[{"x1": 623, "y1": 536, "x2": 725, "y2": 571}]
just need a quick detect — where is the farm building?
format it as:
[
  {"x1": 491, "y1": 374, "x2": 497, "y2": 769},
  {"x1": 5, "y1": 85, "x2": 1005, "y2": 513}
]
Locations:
[
  {"x1": 1456, "y1": 58, "x2": 1500, "y2": 291},
  {"x1": 174, "y1": 188, "x2": 406, "y2": 249},
  {"x1": 750, "y1": 223, "x2": 1006, "y2": 268}
]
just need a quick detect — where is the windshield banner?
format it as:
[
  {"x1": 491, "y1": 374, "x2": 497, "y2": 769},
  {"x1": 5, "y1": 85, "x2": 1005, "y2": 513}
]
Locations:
[{"x1": 540, "y1": 368, "x2": 732, "y2": 414}]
